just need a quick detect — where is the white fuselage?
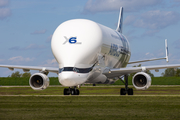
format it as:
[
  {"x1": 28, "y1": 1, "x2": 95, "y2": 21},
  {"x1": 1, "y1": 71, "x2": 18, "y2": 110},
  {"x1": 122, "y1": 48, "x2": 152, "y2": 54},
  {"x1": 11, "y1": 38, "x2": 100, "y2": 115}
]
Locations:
[{"x1": 51, "y1": 19, "x2": 131, "y2": 87}]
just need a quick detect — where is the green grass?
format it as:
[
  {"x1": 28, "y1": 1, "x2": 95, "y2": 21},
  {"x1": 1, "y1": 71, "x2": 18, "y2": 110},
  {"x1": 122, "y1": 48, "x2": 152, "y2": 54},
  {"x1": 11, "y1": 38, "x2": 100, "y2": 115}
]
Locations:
[
  {"x1": 0, "y1": 77, "x2": 60, "y2": 86},
  {"x1": 0, "y1": 96, "x2": 180, "y2": 120},
  {"x1": 151, "y1": 76, "x2": 180, "y2": 85},
  {"x1": 1, "y1": 86, "x2": 180, "y2": 119},
  {"x1": 1, "y1": 86, "x2": 180, "y2": 95}
]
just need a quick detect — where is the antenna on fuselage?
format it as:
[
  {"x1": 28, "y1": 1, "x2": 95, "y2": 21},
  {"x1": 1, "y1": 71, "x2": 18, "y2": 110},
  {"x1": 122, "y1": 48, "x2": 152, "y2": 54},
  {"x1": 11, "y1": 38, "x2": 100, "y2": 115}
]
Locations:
[{"x1": 116, "y1": 7, "x2": 123, "y2": 33}]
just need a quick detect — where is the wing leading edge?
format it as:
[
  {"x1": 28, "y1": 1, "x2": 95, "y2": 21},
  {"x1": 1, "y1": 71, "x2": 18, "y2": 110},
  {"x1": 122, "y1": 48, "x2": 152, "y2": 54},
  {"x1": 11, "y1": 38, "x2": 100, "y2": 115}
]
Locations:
[
  {"x1": 103, "y1": 64, "x2": 180, "y2": 78},
  {"x1": 0, "y1": 65, "x2": 59, "y2": 74}
]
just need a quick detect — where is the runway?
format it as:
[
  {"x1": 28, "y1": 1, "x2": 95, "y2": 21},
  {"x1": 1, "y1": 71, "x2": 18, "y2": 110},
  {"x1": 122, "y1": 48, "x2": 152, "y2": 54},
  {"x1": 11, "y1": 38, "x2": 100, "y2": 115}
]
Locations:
[
  {"x1": 1, "y1": 85, "x2": 180, "y2": 87},
  {"x1": 1, "y1": 95, "x2": 180, "y2": 97},
  {"x1": 1, "y1": 86, "x2": 180, "y2": 96}
]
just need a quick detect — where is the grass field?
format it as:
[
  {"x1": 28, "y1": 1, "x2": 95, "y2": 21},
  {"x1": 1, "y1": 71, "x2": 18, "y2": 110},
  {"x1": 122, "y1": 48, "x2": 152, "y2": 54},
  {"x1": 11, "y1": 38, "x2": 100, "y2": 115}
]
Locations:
[
  {"x1": 1, "y1": 96, "x2": 180, "y2": 120},
  {"x1": 1, "y1": 76, "x2": 180, "y2": 85},
  {"x1": 1, "y1": 86, "x2": 180, "y2": 95},
  {"x1": 1, "y1": 86, "x2": 180, "y2": 120}
]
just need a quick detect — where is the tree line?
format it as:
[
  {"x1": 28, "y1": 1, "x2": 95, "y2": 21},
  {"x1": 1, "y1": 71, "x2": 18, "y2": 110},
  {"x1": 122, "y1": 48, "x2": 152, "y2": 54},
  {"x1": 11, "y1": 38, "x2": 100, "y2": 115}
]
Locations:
[
  {"x1": 8, "y1": 66, "x2": 180, "y2": 78},
  {"x1": 161, "y1": 68, "x2": 180, "y2": 77},
  {"x1": 129, "y1": 64, "x2": 180, "y2": 77},
  {"x1": 8, "y1": 71, "x2": 31, "y2": 78}
]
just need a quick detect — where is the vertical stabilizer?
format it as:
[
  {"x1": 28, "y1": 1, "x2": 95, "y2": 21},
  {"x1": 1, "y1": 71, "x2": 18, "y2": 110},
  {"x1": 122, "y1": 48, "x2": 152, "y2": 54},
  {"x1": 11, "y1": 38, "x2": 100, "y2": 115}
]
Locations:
[{"x1": 116, "y1": 7, "x2": 123, "y2": 33}]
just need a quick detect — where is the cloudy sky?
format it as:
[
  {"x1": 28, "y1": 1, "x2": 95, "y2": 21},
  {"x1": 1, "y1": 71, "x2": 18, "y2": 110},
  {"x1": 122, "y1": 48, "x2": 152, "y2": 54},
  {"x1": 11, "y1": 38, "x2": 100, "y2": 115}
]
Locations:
[{"x1": 0, "y1": 0, "x2": 180, "y2": 77}]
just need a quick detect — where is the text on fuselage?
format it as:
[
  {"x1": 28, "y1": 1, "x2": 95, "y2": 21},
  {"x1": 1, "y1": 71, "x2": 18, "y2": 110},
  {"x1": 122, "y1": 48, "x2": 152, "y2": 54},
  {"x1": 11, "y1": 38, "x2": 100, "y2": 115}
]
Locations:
[
  {"x1": 108, "y1": 44, "x2": 129, "y2": 57},
  {"x1": 63, "y1": 36, "x2": 82, "y2": 44}
]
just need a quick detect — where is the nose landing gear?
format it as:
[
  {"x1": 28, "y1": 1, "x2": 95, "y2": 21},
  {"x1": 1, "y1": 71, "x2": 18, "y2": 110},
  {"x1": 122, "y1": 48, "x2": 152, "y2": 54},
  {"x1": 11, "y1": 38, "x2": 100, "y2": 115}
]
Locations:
[{"x1": 63, "y1": 87, "x2": 80, "y2": 95}]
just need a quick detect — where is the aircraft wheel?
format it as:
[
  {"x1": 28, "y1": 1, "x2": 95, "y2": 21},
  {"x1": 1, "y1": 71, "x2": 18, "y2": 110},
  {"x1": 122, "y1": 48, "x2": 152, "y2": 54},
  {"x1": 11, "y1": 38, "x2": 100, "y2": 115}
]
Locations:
[
  {"x1": 71, "y1": 89, "x2": 76, "y2": 95},
  {"x1": 76, "y1": 89, "x2": 80, "y2": 95},
  {"x1": 128, "y1": 88, "x2": 133, "y2": 95},
  {"x1": 63, "y1": 88, "x2": 69, "y2": 95},
  {"x1": 120, "y1": 88, "x2": 126, "y2": 95}
]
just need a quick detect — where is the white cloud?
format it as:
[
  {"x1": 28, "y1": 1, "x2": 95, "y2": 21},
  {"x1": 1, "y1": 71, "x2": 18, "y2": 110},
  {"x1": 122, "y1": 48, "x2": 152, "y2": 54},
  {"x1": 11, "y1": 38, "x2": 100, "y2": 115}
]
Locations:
[
  {"x1": 0, "y1": 59, "x2": 4, "y2": 62},
  {"x1": 0, "y1": 7, "x2": 11, "y2": 19},
  {"x1": 124, "y1": 15, "x2": 136, "y2": 25},
  {"x1": 9, "y1": 44, "x2": 46, "y2": 50},
  {"x1": 46, "y1": 35, "x2": 52, "y2": 42},
  {"x1": 83, "y1": 0, "x2": 162, "y2": 13},
  {"x1": 133, "y1": 10, "x2": 180, "y2": 30},
  {"x1": 8, "y1": 56, "x2": 35, "y2": 63},
  {"x1": 145, "y1": 52, "x2": 149, "y2": 55},
  {"x1": 125, "y1": 10, "x2": 180, "y2": 35},
  {"x1": 25, "y1": 44, "x2": 45, "y2": 50},
  {"x1": 142, "y1": 30, "x2": 160, "y2": 36},
  {"x1": 0, "y1": 0, "x2": 9, "y2": 7},
  {"x1": 31, "y1": 29, "x2": 47, "y2": 35},
  {"x1": 41, "y1": 59, "x2": 58, "y2": 67},
  {"x1": 0, "y1": 0, "x2": 11, "y2": 20}
]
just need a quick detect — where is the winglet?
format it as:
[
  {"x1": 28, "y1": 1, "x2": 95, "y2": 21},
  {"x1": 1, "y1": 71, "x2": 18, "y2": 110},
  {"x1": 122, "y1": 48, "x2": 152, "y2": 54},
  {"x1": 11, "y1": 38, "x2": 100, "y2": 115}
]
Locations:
[
  {"x1": 116, "y1": 7, "x2": 123, "y2": 33},
  {"x1": 165, "y1": 39, "x2": 169, "y2": 63},
  {"x1": 128, "y1": 39, "x2": 169, "y2": 64}
]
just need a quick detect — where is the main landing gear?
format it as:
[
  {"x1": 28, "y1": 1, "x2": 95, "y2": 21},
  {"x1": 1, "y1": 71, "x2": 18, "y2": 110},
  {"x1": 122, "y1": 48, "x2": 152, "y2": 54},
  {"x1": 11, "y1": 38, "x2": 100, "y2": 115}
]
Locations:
[
  {"x1": 120, "y1": 75, "x2": 133, "y2": 95},
  {"x1": 63, "y1": 87, "x2": 80, "y2": 95}
]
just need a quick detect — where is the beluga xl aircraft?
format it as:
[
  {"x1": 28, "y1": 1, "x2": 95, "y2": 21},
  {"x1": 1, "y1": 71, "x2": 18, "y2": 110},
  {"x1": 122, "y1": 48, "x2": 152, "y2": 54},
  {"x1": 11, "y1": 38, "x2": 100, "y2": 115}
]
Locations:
[{"x1": 1, "y1": 7, "x2": 180, "y2": 95}]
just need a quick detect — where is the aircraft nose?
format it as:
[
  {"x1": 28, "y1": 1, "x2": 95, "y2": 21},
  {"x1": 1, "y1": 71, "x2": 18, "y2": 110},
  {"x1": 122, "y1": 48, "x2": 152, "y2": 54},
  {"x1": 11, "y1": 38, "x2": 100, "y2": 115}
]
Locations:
[
  {"x1": 60, "y1": 72, "x2": 71, "y2": 80},
  {"x1": 58, "y1": 72, "x2": 88, "y2": 87}
]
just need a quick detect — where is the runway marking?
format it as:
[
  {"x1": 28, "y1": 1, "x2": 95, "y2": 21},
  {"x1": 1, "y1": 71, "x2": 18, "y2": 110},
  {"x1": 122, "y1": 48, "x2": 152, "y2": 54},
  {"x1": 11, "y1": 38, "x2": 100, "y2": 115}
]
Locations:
[
  {"x1": 1, "y1": 85, "x2": 180, "y2": 87},
  {"x1": 1, "y1": 95, "x2": 180, "y2": 97}
]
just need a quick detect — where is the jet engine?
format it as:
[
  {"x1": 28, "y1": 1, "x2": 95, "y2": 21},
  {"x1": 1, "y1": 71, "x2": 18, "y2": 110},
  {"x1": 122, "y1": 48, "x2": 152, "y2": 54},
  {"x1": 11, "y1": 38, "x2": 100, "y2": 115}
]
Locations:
[
  {"x1": 132, "y1": 72, "x2": 151, "y2": 90},
  {"x1": 29, "y1": 73, "x2": 49, "y2": 90}
]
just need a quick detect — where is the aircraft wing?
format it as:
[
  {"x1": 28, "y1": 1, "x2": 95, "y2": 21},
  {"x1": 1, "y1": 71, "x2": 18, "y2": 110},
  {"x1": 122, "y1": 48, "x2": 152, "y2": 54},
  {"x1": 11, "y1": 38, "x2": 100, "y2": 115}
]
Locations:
[
  {"x1": 0, "y1": 65, "x2": 59, "y2": 74},
  {"x1": 103, "y1": 64, "x2": 180, "y2": 78},
  {"x1": 128, "y1": 39, "x2": 169, "y2": 64}
]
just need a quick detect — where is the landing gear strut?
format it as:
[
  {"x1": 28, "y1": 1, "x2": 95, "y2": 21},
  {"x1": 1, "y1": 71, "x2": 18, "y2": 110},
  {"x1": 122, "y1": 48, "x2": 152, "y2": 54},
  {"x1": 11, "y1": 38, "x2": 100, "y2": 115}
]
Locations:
[
  {"x1": 120, "y1": 75, "x2": 133, "y2": 95},
  {"x1": 63, "y1": 87, "x2": 80, "y2": 95}
]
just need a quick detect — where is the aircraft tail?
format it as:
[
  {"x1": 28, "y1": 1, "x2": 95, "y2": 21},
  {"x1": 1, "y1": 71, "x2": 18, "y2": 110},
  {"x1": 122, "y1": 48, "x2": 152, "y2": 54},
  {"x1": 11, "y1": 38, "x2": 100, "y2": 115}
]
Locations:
[{"x1": 116, "y1": 7, "x2": 123, "y2": 33}]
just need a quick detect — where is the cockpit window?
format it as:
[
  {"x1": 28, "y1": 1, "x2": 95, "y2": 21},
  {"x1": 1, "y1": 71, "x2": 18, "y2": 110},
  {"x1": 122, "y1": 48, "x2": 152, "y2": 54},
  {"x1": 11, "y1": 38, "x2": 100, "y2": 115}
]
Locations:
[
  {"x1": 64, "y1": 67, "x2": 74, "y2": 71},
  {"x1": 73, "y1": 67, "x2": 79, "y2": 73},
  {"x1": 77, "y1": 68, "x2": 92, "y2": 73},
  {"x1": 59, "y1": 67, "x2": 93, "y2": 73},
  {"x1": 59, "y1": 68, "x2": 64, "y2": 73}
]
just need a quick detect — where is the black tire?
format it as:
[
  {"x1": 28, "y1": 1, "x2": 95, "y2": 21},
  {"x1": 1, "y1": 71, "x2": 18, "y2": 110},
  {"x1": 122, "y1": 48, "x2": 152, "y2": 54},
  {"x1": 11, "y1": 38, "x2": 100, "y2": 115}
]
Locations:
[
  {"x1": 76, "y1": 89, "x2": 80, "y2": 95},
  {"x1": 63, "y1": 88, "x2": 69, "y2": 95},
  {"x1": 120, "y1": 88, "x2": 126, "y2": 95},
  {"x1": 71, "y1": 89, "x2": 76, "y2": 95},
  {"x1": 128, "y1": 88, "x2": 133, "y2": 95}
]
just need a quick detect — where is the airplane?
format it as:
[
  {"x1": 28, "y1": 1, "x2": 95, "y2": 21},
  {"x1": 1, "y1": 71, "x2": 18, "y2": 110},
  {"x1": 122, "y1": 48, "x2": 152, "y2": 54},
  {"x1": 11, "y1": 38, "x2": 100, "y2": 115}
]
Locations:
[{"x1": 1, "y1": 7, "x2": 180, "y2": 95}]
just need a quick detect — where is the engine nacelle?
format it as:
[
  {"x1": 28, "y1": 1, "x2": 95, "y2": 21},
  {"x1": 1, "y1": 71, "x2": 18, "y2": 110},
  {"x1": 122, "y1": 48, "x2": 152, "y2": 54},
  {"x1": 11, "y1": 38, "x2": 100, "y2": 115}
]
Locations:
[
  {"x1": 132, "y1": 72, "x2": 151, "y2": 90},
  {"x1": 29, "y1": 73, "x2": 49, "y2": 90}
]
